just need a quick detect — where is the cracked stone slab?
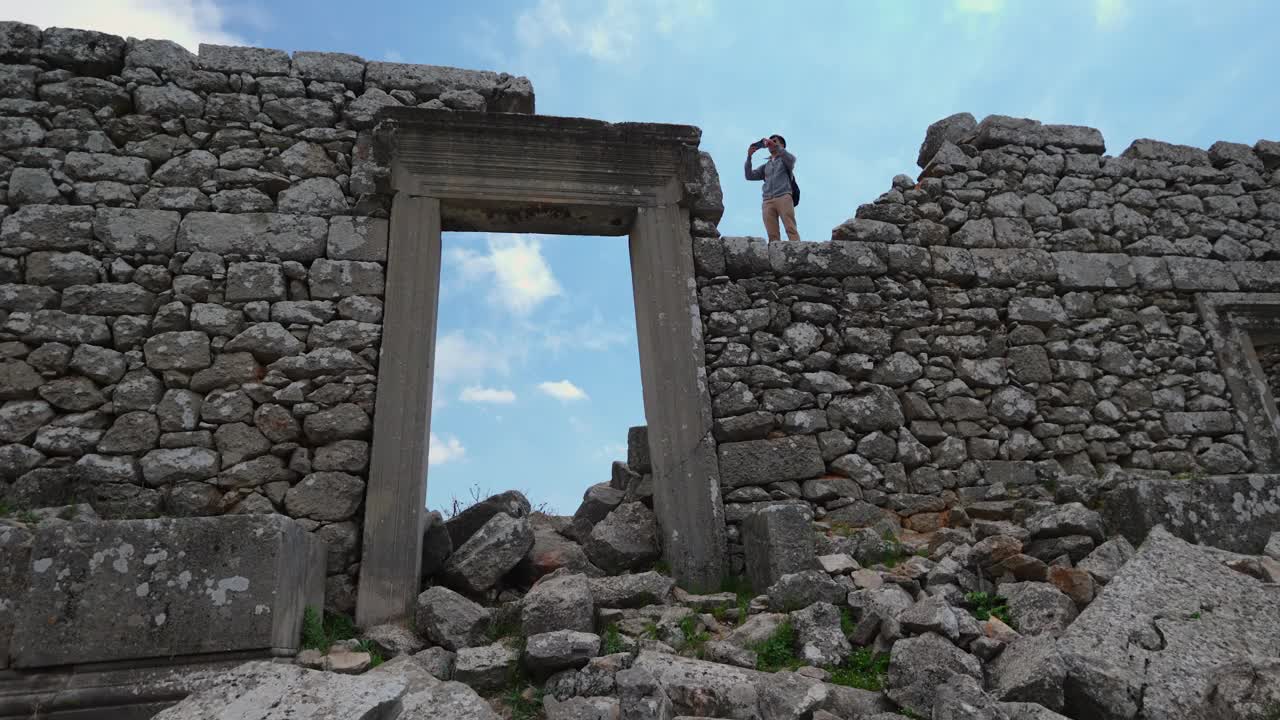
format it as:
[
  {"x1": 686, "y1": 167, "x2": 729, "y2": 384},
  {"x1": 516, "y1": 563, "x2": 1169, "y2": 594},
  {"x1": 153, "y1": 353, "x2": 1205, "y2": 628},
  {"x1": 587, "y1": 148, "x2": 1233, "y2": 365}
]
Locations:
[{"x1": 1058, "y1": 527, "x2": 1280, "y2": 720}]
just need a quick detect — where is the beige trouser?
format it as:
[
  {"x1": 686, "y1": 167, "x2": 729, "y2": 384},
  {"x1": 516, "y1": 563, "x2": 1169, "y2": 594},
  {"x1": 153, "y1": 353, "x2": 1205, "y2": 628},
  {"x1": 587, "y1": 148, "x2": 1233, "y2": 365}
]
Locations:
[{"x1": 763, "y1": 194, "x2": 800, "y2": 242}]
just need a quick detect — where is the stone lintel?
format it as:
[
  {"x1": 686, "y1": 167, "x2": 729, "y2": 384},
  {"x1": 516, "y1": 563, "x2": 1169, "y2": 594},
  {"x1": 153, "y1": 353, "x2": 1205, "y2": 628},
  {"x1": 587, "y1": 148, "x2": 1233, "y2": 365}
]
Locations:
[{"x1": 379, "y1": 109, "x2": 702, "y2": 235}]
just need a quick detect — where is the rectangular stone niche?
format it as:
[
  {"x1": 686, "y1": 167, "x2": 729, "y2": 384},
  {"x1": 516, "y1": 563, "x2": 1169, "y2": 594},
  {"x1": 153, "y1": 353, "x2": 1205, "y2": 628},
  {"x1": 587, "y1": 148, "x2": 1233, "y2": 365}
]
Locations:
[
  {"x1": 1199, "y1": 293, "x2": 1280, "y2": 471},
  {"x1": 6, "y1": 514, "x2": 325, "y2": 668}
]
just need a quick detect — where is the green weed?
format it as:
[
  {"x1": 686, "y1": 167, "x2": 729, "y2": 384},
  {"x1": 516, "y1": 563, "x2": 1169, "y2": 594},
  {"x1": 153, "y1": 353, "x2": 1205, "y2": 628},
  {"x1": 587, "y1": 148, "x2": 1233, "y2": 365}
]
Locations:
[
  {"x1": 752, "y1": 620, "x2": 802, "y2": 673},
  {"x1": 826, "y1": 648, "x2": 890, "y2": 691},
  {"x1": 355, "y1": 639, "x2": 385, "y2": 668},
  {"x1": 642, "y1": 622, "x2": 659, "y2": 640},
  {"x1": 840, "y1": 607, "x2": 857, "y2": 637},
  {"x1": 300, "y1": 607, "x2": 360, "y2": 652},
  {"x1": 489, "y1": 616, "x2": 522, "y2": 642},
  {"x1": 15, "y1": 510, "x2": 39, "y2": 525},
  {"x1": 965, "y1": 592, "x2": 1014, "y2": 628},
  {"x1": 720, "y1": 574, "x2": 754, "y2": 625},
  {"x1": 602, "y1": 624, "x2": 626, "y2": 655},
  {"x1": 653, "y1": 559, "x2": 672, "y2": 576},
  {"x1": 679, "y1": 615, "x2": 710, "y2": 657},
  {"x1": 504, "y1": 681, "x2": 544, "y2": 720},
  {"x1": 0, "y1": 501, "x2": 10, "y2": 517}
]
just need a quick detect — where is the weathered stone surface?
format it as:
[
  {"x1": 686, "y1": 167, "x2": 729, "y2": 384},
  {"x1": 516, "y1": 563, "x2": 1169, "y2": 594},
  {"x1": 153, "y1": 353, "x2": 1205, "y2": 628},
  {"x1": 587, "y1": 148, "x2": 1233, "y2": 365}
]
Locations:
[
  {"x1": 742, "y1": 503, "x2": 815, "y2": 592},
  {"x1": 454, "y1": 642, "x2": 519, "y2": 692},
  {"x1": 1000, "y1": 581, "x2": 1078, "y2": 637},
  {"x1": 886, "y1": 632, "x2": 983, "y2": 716},
  {"x1": 415, "y1": 585, "x2": 492, "y2": 651},
  {"x1": 445, "y1": 489, "x2": 532, "y2": 547},
  {"x1": 1, "y1": 205, "x2": 94, "y2": 250},
  {"x1": 767, "y1": 569, "x2": 845, "y2": 612},
  {"x1": 523, "y1": 572, "x2": 595, "y2": 636},
  {"x1": 152, "y1": 661, "x2": 403, "y2": 720},
  {"x1": 990, "y1": 633, "x2": 1067, "y2": 711},
  {"x1": 718, "y1": 436, "x2": 825, "y2": 487},
  {"x1": 11, "y1": 515, "x2": 323, "y2": 667},
  {"x1": 399, "y1": 679, "x2": 502, "y2": 719},
  {"x1": 583, "y1": 501, "x2": 660, "y2": 573},
  {"x1": 303, "y1": 403, "x2": 371, "y2": 443},
  {"x1": 1102, "y1": 473, "x2": 1280, "y2": 554},
  {"x1": 792, "y1": 601, "x2": 851, "y2": 666},
  {"x1": 442, "y1": 512, "x2": 535, "y2": 593},
  {"x1": 525, "y1": 630, "x2": 601, "y2": 676},
  {"x1": 284, "y1": 472, "x2": 364, "y2": 521},
  {"x1": 1060, "y1": 528, "x2": 1280, "y2": 720},
  {"x1": 588, "y1": 571, "x2": 674, "y2": 608},
  {"x1": 177, "y1": 212, "x2": 328, "y2": 262}
]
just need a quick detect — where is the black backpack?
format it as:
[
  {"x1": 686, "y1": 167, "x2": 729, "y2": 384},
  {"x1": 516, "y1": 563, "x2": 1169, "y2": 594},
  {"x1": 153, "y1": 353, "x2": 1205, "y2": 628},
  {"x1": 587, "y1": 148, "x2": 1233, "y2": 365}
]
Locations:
[{"x1": 785, "y1": 163, "x2": 800, "y2": 207}]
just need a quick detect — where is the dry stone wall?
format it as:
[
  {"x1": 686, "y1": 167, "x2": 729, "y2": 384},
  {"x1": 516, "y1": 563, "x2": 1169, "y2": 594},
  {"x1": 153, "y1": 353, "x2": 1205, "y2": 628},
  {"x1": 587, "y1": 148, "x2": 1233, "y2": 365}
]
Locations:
[
  {"x1": 692, "y1": 113, "x2": 1280, "y2": 573},
  {"x1": 0, "y1": 22, "x2": 532, "y2": 613}
]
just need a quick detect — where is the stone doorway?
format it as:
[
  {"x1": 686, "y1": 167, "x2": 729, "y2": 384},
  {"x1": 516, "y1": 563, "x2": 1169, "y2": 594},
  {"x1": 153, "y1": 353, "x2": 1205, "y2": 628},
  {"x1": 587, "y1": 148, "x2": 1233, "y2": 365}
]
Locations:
[
  {"x1": 354, "y1": 110, "x2": 727, "y2": 626},
  {"x1": 1199, "y1": 292, "x2": 1280, "y2": 473}
]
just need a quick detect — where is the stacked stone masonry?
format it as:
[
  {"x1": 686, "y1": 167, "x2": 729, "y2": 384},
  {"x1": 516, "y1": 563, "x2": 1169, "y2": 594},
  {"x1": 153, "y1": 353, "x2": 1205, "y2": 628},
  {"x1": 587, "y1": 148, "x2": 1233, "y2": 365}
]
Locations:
[
  {"x1": 692, "y1": 113, "x2": 1280, "y2": 572},
  {"x1": 0, "y1": 21, "x2": 533, "y2": 613}
]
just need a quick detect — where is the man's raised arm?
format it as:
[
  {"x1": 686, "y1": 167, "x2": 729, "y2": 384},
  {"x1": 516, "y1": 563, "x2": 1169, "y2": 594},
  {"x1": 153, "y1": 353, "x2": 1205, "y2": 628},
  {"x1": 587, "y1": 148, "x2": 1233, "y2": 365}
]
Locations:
[{"x1": 745, "y1": 145, "x2": 765, "y2": 180}]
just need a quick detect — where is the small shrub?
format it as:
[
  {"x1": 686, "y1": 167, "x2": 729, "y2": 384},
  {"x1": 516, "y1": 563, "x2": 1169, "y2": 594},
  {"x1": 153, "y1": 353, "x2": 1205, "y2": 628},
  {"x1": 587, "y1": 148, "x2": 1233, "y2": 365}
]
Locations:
[
  {"x1": 752, "y1": 620, "x2": 801, "y2": 672},
  {"x1": 0, "y1": 501, "x2": 10, "y2": 517},
  {"x1": 826, "y1": 648, "x2": 890, "y2": 691},
  {"x1": 653, "y1": 559, "x2": 672, "y2": 576},
  {"x1": 16, "y1": 510, "x2": 40, "y2": 525},
  {"x1": 642, "y1": 622, "x2": 659, "y2": 640},
  {"x1": 602, "y1": 624, "x2": 625, "y2": 655},
  {"x1": 965, "y1": 592, "x2": 1014, "y2": 627},
  {"x1": 840, "y1": 607, "x2": 857, "y2": 637}
]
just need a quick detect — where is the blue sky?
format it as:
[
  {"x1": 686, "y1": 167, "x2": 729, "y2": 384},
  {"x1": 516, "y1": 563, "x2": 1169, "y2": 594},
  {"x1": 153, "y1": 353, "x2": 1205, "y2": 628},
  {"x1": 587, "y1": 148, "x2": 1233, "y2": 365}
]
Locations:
[{"x1": 22, "y1": 0, "x2": 1280, "y2": 513}]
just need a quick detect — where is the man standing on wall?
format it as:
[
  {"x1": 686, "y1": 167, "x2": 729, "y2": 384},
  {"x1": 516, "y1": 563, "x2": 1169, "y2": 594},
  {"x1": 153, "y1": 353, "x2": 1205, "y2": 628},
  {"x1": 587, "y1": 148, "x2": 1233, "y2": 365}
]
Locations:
[{"x1": 745, "y1": 134, "x2": 800, "y2": 242}]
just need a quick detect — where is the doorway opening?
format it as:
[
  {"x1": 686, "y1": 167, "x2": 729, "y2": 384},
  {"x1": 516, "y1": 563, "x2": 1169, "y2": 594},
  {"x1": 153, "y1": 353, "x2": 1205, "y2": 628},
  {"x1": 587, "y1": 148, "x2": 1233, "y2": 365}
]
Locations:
[{"x1": 427, "y1": 231, "x2": 644, "y2": 517}]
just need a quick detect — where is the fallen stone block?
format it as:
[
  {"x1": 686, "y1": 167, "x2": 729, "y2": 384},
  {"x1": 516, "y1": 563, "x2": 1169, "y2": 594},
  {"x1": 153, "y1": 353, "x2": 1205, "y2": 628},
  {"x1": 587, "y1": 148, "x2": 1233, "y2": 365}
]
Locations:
[
  {"x1": 10, "y1": 515, "x2": 324, "y2": 668},
  {"x1": 1059, "y1": 527, "x2": 1280, "y2": 720},
  {"x1": 885, "y1": 632, "x2": 983, "y2": 716},
  {"x1": 742, "y1": 503, "x2": 816, "y2": 591},
  {"x1": 151, "y1": 660, "x2": 404, "y2": 719}
]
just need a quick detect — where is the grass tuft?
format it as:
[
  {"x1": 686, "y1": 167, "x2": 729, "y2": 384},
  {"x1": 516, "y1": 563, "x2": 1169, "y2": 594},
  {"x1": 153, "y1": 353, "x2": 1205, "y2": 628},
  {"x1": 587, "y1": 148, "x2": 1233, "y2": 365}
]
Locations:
[
  {"x1": 752, "y1": 620, "x2": 802, "y2": 673},
  {"x1": 826, "y1": 648, "x2": 890, "y2": 691},
  {"x1": 489, "y1": 616, "x2": 522, "y2": 642},
  {"x1": 720, "y1": 574, "x2": 754, "y2": 625},
  {"x1": 504, "y1": 681, "x2": 544, "y2": 720},
  {"x1": 602, "y1": 624, "x2": 626, "y2": 655},
  {"x1": 300, "y1": 607, "x2": 360, "y2": 652},
  {"x1": 679, "y1": 615, "x2": 710, "y2": 658},
  {"x1": 965, "y1": 591, "x2": 1014, "y2": 628}
]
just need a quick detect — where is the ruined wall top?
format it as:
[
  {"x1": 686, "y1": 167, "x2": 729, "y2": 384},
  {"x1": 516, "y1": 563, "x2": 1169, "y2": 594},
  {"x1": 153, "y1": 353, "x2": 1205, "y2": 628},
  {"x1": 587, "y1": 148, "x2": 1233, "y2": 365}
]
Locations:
[{"x1": 0, "y1": 21, "x2": 535, "y2": 114}]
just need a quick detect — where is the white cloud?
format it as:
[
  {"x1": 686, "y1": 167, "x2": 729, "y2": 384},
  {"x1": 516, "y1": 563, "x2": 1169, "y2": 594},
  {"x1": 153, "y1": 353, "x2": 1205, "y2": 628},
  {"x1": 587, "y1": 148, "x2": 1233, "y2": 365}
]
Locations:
[
  {"x1": 539, "y1": 379, "x2": 589, "y2": 402},
  {"x1": 516, "y1": 0, "x2": 713, "y2": 62},
  {"x1": 3, "y1": 0, "x2": 245, "y2": 51},
  {"x1": 450, "y1": 235, "x2": 562, "y2": 315},
  {"x1": 461, "y1": 386, "x2": 517, "y2": 404},
  {"x1": 434, "y1": 331, "x2": 517, "y2": 384},
  {"x1": 428, "y1": 432, "x2": 466, "y2": 465},
  {"x1": 1094, "y1": 0, "x2": 1130, "y2": 29}
]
